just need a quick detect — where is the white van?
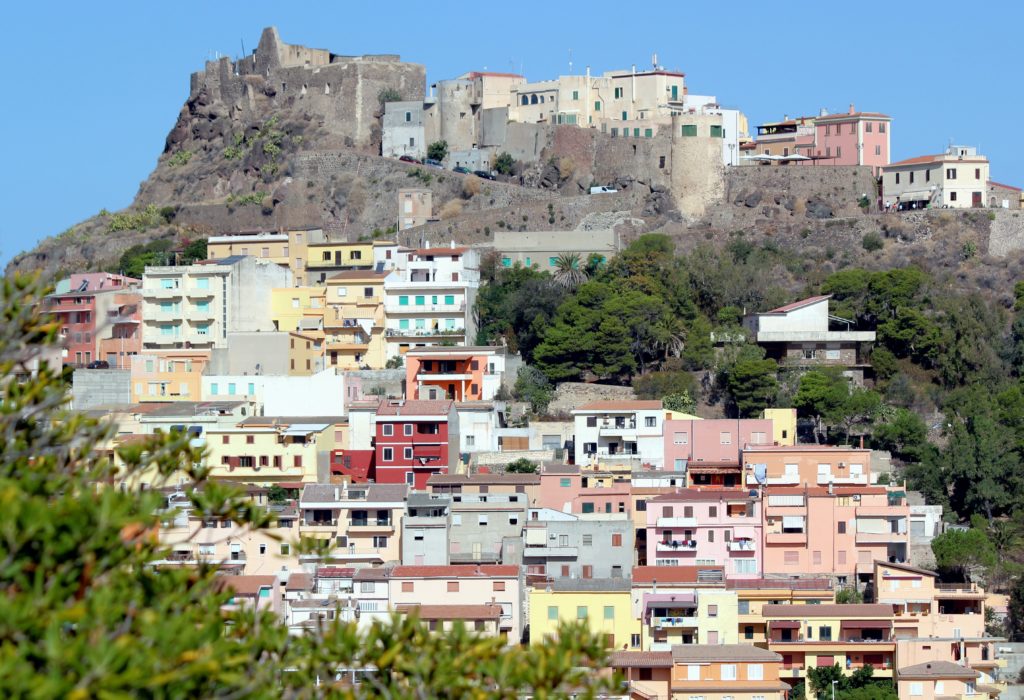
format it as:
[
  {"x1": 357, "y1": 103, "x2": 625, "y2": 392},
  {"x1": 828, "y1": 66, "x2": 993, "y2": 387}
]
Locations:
[{"x1": 589, "y1": 185, "x2": 618, "y2": 194}]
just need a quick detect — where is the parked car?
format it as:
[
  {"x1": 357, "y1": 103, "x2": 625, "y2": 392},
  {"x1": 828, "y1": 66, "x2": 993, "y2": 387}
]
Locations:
[
  {"x1": 589, "y1": 185, "x2": 618, "y2": 194},
  {"x1": 86, "y1": 360, "x2": 110, "y2": 369},
  {"x1": 398, "y1": 155, "x2": 421, "y2": 164},
  {"x1": 474, "y1": 170, "x2": 496, "y2": 180},
  {"x1": 452, "y1": 166, "x2": 472, "y2": 174},
  {"x1": 424, "y1": 158, "x2": 443, "y2": 168}
]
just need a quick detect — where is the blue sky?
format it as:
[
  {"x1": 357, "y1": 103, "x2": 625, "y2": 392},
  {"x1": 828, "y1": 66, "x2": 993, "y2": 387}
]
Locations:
[{"x1": 2, "y1": 1, "x2": 1021, "y2": 268}]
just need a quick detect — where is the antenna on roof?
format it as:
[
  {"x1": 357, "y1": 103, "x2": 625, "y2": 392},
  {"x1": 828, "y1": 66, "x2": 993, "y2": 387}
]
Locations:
[{"x1": 568, "y1": 48, "x2": 573, "y2": 75}]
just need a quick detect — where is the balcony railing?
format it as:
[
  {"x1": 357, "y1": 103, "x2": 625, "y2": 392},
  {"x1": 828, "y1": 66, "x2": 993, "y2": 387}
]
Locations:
[
  {"x1": 385, "y1": 328, "x2": 465, "y2": 337},
  {"x1": 652, "y1": 615, "x2": 698, "y2": 627},
  {"x1": 658, "y1": 539, "x2": 697, "y2": 551},
  {"x1": 728, "y1": 540, "x2": 757, "y2": 552}
]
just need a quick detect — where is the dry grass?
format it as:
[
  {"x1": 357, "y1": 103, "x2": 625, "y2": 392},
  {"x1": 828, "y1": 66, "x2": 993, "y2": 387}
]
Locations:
[
  {"x1": 462, "y1": 175, "x2": 481, "y2": 199},
  {"x1": 439, "y1": 200, "x2": 464, "y2": 219},
  {"x1": 558, "y1": 157, "x2": 576, "y2": 180}
]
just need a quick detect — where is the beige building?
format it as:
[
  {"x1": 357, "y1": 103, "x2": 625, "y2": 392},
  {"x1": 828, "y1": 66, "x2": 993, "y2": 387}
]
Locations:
[
  {"x1": 324, "y1": 269, "x2": 392, "y2": 369},
  {"x1": 298, "y1": 483, "x2": 408, "y2": 566},
  {"x1": 399, "y1": 188, "x2": 433, "y2": 230},
  {"x1": 203, "y1": 417, "x2": 338, "y2": 485},
  {"x1": 130, "y1": 349, "x2": 211, "y2": 402},
  {"x1": 492, "y1": 229, "x2": 619, "y2": 271},
  {"x1": 207, "y1": 227, "x2": 326, "y2": 286},
  {"x1": 882, "y1": 146, "x2": 990, "y2": 209}
]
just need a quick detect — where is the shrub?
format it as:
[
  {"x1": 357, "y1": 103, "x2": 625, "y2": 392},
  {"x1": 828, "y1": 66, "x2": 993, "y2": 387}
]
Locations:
[
  {"x1": 493, "y1": 152, "x2": 515, "y2": 176},
  {"x1": 862, "y1": 232, "x2": 884, "y2": 252},
  {"x1": 987, "y1": 211, "x2": 997, "y2": 221},
  {"x1": 439, "y1": 200, "x2": 464, "y2": 219},
  {"x1": 167, "y1": 150, "x2": 192, "y2": 167},
  {"x1": 427, "y1": 140, "x2": 449, "y2": 162},
  {"x1": 962, "y1": 240, "x2": 978, "y2": 260},
  {"x1": 385, "y1": 356, "x2": 404, "y2": 369},
  {"x1": 462, "y1": 175, "x2": 481, "y2": 198},
  {"x1": 506, "y1": 458, "x2": 538, "y2": 474},
  {"x1": 377, "y1": 87, "x2": 402, "y2": 105}
]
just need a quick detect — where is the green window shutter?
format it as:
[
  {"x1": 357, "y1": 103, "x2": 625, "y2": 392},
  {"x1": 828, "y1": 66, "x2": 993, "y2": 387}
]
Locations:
[
  {"x1": 622, "y1": 111, "x2": 628, "y2": 121},
  {"x1": 444, "y1": 295, "x2": 454, "y2": 305},
  {"x1": 633, "y1": 128, "x2": 640, "y2": 137},
  {"x1": 431, "y1": 295, "x2": 438, "y2": 305},
  {"x1": 415, "y1": 296, "x2": 425, "y2": 306},
  {"x1": 399, "y1": 295, "x2": 409, "y2": 306},
  {"x1": 549, "y1": 257, "x2": 558, "y2": 266},
  {"x1": 644, "y1": 128, "x2": 653, "y2": 138},
  {"x1": 594, "y1": 101, "x2": 601, "y2": 112},
  {"x1": 572, "y1": 90, "x2": 578, "y2": 100},
  {"x1": 682, "y1": 124, "x2": 697, "y2": 137},
  {"x1": 501, "y1": 257, "x2": 511, "y2": 267},
  {"x1": 710, "y1": 125, "x2": 723, "y2": 138},
  {"x1": 525, "y1": 257, "x2": 531, "y2": 267}
]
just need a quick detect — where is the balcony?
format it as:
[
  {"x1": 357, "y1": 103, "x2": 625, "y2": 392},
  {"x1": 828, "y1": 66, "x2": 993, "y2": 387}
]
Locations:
[
  {"x1": 145, "y1": 310, "x2": 184, "y2": 323},
  {"x1": 523, "y1": 545, "x2": 579, "y2": 558},
  {"x1": 766, "y1": 531, "x2": 807, "y2": 544},
  {"x1": 656, "y1": 517, "x2": 698, "y2": 528},
  {"x1": 856, "y1": 531, "x2": 907, "y2": 544},
  {"x1": 728, "y1": 540, "x2": 757, "y2": 552},
  {"x1": 348, "y1": 520, "x2": 395, "y2": 533},
  {"x1": 301, "y1": 520, "x2": 339, "y2": 533},
  {"x1": 185, "y1": 287, "x2": 215, "y2": 299},
  {"x1": 747, "y1": 473, "x2": 799, "y2": 486},
  {"x1": 652, "y1": 615, "x2": 698, "y2": 628},
  {"x1": 818, "y1": 473, "x2": 868, "y2": 486},
  {"x1": 416, "y1": 373, "x2": 472, "y2": 382},
  {"x1": 142, "y1": 287, "x2": 183, "y2": 300},
  {"x1": 385, "y1": 302, "x2": 465, "y2": 314},
  {"x1": 385, "y1": 328, "x2": 465, "y2": 338},
  {"x1": 657, "y1": 539, "x2": 697, "y2": 551}
]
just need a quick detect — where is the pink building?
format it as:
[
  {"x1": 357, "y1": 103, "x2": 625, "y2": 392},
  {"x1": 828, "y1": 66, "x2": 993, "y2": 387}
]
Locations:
[
  {"x1": 762, "y1": 486, "x2": 909, "y2": 585},
  {"x1": 646, "y1": 490, "x2": 762, "y2": 579},
  {"x1": 664, "y1": 419, "x2": 774, "y2": 489},
  {"x1": 810, "y1": 105, "x2": 891, "y2": 175}
]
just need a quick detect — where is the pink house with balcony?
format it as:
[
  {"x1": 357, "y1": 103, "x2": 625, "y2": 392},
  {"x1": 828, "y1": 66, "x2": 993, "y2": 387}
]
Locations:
[
  {"x1": 810, "y1": 105, "x2": 891, "y2": 175},
  {"x1": 664, "y1": 418, "x2": 774, "y2": 489},
  {"x1": 743, "y1": 444, "x2": 873, "y2": 489},
  {"x1": 645, "y1": 490, "x2": 762, "y2": 579}
]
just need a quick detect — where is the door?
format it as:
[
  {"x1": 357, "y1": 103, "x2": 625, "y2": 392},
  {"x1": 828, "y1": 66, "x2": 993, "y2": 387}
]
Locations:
[{"x1": 972, "y1": 191, "x2": 982, "y2": 207}]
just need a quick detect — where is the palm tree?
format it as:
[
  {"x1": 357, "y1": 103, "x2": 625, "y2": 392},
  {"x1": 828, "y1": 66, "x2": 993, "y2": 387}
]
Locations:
[{"x1": 552, "y1": 253, "x2": 587, "y2": 290}]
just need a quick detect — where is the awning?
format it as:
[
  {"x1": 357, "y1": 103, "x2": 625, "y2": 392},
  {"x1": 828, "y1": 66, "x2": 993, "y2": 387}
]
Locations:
[
  {"x1": 769, "y1": 620, "x2": 801, "y2": 629},
  {"x1": 840, "y1": 620, "x2": 891, "y2": 628},
  {"x1": 899, "y1": 190, "x2": 932, "y2": 201},
  {"x1": 782, "y1": 516, "x2": 806, "y2": 529},
  {"x1": 643, "y1": 593, "x2": 696, "y2": 608},
  {"x1": 298, "y1": 318, "x2": 321, "y2": 331},
  {"x1": 282, "y1": 423, "x2": 330, "y2": 435},
  {"x1": 688, "y1": 464, "x2": 741, "y2": 474}
]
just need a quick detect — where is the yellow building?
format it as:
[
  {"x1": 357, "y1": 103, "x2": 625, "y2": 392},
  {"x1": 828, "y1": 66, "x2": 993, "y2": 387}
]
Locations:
[
  {"x1": 203, "y1": 419, "x2": 337, "y2": 485},
  {"x1": 206, "y1": 231, "x2": 291, "y2": 267},
  {"x1": 306, "y1": 241, "x2": 376, "y2": 283},
  {"x1": 529, "y1": 579, "x2": 640, "y2": 650},
  {"x1": 288, "y1": 331, "x2": 325, "y2": 376},
  {"x1": 762, "y1": 408, "x2": 797, "y2": 446},
  {"x1": 271, "y1": 286, "x2": 326, "y2": 333},
  {"x1": 323, "y1": 269, "x2": 391, "y2": 369},
  {"x1": 130, "y1": 350, "x2": 211, "y2": 402},
  {"x1": 729, "y1": 578, "x2": 835, "y2": 645}
]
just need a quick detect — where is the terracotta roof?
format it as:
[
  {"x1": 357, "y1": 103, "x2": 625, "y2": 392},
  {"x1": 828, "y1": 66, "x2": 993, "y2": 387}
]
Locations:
[
  {"x1": 672, "y1": 645, "x2": 782, "y2": 662},
  {"x1": 390, "y1": 565, "x2": 519, "y2": 578},
  {"x1": 762, "y1": 485, "x2": 888, "y2": 497},
  {"x1": 898, "y1": 661, "x2": 979, "y2": 680},
  {"x1": 397, "y1": 603, "x2": 503, "y2": 620},
  {"x1": 352, "y1": 567, "x2": 390, "y2": 581},
  {"x1": 285, "y1": 572, "x2": 313, "y2": 591},
  {"x1": 762, "y1": 603, "x2": 894, "y2": 618},
  {"x1": 989, "y1": 180, "x2": 1022, "y2": 192},
  {"x1": 376, "y1": 400, "x2": 453, "y2": 416},
  {"x1": 650, "y1": 489, "x2": 753, "y2": 502},
  {"x1": 765, "y1": 295, "x2": 831, "y2": 314},
  {"x1": 886, "y1": 153, "x2": 987, "y2": 168},
  {"x1": 316, "y1": 566, "x2": 355, "y2": 578},
  {"x1": 427, "y1": 473, "x2": 540, "y2": 486},
  {"x1": 217, "y1": 575, "x2": 277, "y2": 596},
  {"x1": 876, "y1": 560, "x2": 937, "y2": 578},
  {"x1": 575, "y1": 400, "x2": 663, "y2": 411},
  {"x1": 609, "y1": 651, "x2": 674, "y2": 668},
  {"x1": 326, "y1": 270, "x2": 389, "y2": 281},
  {"x1": 633, "y1": 566, "x2": 725, "y2": 584},
  {"x1": 743, "y1": 444, "x2": 870, "y2": 453}
]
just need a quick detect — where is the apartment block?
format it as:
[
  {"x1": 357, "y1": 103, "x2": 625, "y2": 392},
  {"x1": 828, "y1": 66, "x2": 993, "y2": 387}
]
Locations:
[
  {"x1": 373, "y1": 399, "x2": 459, "y2": 489},
  {"x1": 664, "y1": 418, "x2": 774, "y2": 488},
  {"x1": 515, "y1": 514, "x2": 633, "y2": 581},
  {"x1": 323, "y1": 269, "x2": 391, "y2": 369},
  {"x1": 298, "y1": 483, "x2": 407, "y2": 566},
  {"x1": 204, "y1": 418, "x2": 337, "y2": 485},
  {"x1": 882, "y1": 145, "x2": 990, "y2": 210},
  {"x1": 529, "y1": 578, "x2": 640, "y2": 650},
  {"x1": 130, "y1": 349, "x2": 211, "y2": 402},
  {"x1": 573, "y1": 400, "x2": 666, "y2": 469},
  {"x1": 670, "y1": 645, "x2": 789, "y2": 700},
  {"x1": 46, "y1": 272, "x2": 141, "y2": 368},
  {"x1": 405, "y1": 346, "x2": 506, "y2": 401},
  {"x1": 402, "y1": 492, "x2": 451, "y2": 566}
]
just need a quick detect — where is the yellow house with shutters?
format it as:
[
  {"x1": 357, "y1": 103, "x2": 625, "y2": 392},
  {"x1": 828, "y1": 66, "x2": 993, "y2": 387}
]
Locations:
[
  {"x1": 203, "y1": 419, "x2": 337, "y2": 486},
  {"x1": 305, "y1": 241, "x2": 379, "y2": 283},
  {"x1": 323, "y1": 270, "x2": 392, "y2": 369},
  {"x1": 271, "y1": 287, "x2": 327, "y2": 333},
  {"x1": 529, "y1": 579, "x2": 640, "y2": 650},
  {"x1": 730, "y1": 578, "x2": 835, "y2": 645}
]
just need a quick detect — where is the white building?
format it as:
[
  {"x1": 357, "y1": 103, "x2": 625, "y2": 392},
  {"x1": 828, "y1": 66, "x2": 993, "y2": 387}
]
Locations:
[
  {"x1": 572, "y1": 400, "x2": 665, "y2": 468},
  {"x1": 141, "y1": 256, "x2": 292, "y2": 350},
  {"x1": 383, "y1": 245, "x2": 480, "y2": 356},
  {"x1": 882, "y1": 145, "x2": 990, "y2": 210},
  {"x1": 455, "y1": 401, "x2": 505, "y2": 454},
  {"x1": 201, "y1": 368, "x2": 348, "y2": 416},
  {"x1": 682, "y1": 95, "x2": 749, "y2": 167}
]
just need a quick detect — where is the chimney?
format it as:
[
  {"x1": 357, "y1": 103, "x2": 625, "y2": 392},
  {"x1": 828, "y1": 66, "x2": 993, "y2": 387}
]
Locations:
[
  {"x1": 849, "y1": 103, "x2": 855, "y2": 115},
  {"x1": 783, "y1": 114, "x2": 789, "y2": 122},
  {"x1": 859, "y1": 435, "x2": 864, "y2": 449}
]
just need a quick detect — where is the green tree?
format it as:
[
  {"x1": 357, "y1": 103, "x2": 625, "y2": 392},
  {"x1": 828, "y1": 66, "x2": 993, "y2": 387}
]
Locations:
[
  {"x1": 505, "y1": 458, "x2": 538, "y2": 474},
  {"x1": 794, "y1": 369, "x2": 849, "y2": 443},
  {"x1": 386, "y1": 355, "x2": 404, "y2": 369},
  {"x1": 663, "y1": 391, "x2": 697, "y2": 414},
  {"x1": 931, "y1": 528, "x2": 997, "y2": 582},
  {"x1": 552, "y1": 253, "x2": 588, "y2": 290},
  {"x1": 633, "y1": 370, "x2": 696, "y2": 401},
  {"x1": 681, "y1": 315, "x2": 715, "y2": 370},
  {"x1": 727, "y1": 358, "x2": 779, "y2": 417},
  {"x1": 427, "y1": 140, "x2": 449, "y2": 162},
  {"x1": 873, "y1": 408, "x2": 929, "y2": 463},
  {"x1": 180, "y1": 237, "x2": 208, "y2": 264},
  {"x1": 0, "y1": 275, "x2": 616, "y2": 698},
  {"x1": 267, "y1": 484, "x2": 288, "y2": 504},
  {"x1": 514, "y1": 365, "x2": 553, "y2": 415},
  {"x1": 493, "y1": 152, "x2": 515, "y2": 175}
]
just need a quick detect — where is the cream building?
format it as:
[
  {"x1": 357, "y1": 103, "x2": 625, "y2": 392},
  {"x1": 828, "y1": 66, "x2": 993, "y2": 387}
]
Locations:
[
  {"x1": 324, "y1": 269, "x2": 392, "y2": 369},
  {"x1": 298, "y1": 483, "x2": 408, "y2": 566},
  {"x1": 882, "y1": 146, "x2": 990, "y2": 209},
  {"x1": 203, "y1": 418, "x2": 338, "y2": 485},
  {"x1": 399, "y1": 188, "x2": 432, "y2": 230}
]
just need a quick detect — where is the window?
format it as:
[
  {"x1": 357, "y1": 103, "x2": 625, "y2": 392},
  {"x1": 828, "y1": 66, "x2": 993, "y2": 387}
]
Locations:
[
  {"x1": 402, "y1": 581, "x2": 414, "y2": 593},
  {"x1": 280, "y1": 543, "x2": 290, "y2": 556},
  {"x1": 493, "y1": 581, "x2": 505, "y2": 592},
  {"x1": 577, "y1": 606, "x2": 588, "y2": 619},
  {"x1": 594, "y1": 101, "x2": 600, "y2": 112},
  {"x1": 382, "y1": 448, "x2": 393, "y2": 461},
  {"x1": 721, "y1": 664, "x2": 737, "y2": 681},
  {"x1": 674, "y1": 431, "x2": 689, "y2": 445},
  {"x1": 403, "y1": 424, "x2": 413, "y2": 436},
  {"x1": 581, "y1": 502, "x2": 594, "y2": 514},
  {"x1": 910, "y1": 171, "x2": 915, "y2": 184},
  {"x1": 447, "y1": 581, "x2": 459, "y2": 592},
  {"x1": 879, "y1": 122, "x2": 886, "y2": 133},
  {"x1": 813, "y1": 550, "x2": 822, "y2": 565},
  {"x1": 614, "y1": 87, "x2": 623, "y2": 99},
  {"x1": 478, "y1": 515, "x2": 488, "y2": 525},
  {"x1": 784, "y1": 551, "x2": 799, "y2": 566},
  {"x1": 875, "y1": 145, "x2": 881, "y2": 156},
  {"x1": 548, "y1": 606, "x2": 558, "y2": 620},
  {"x1": 947, "y1": 168, "x2": 957, "y2": 179},
  {"x1": 571, "y1": 90, "x2": 579, "y2": 100},
  {"x1": 604, "y1": 605, "x2": 615, "y2": 620},
  {"x1": 582, "y1": 534, "x2": 593, "y2": 546},
  {"x1": 611, "y1": 533, "x2": 623, "y2": 547},
  {"x1": 681, "y1": 124, "x2": 697, "y2": 137},
  {"x1": 683, "y1": 506, "x2": 693, "y2": 518},
  {"x1": 708, "y1": 604, "x2": 718, "y2": 617},
  {"x1": 710, "y1": 125, "x2": 723, "y2": 138},
  {"x1": 895, "y1": 172, "x2": 900, "y2": 185},
  {"x1": 950, "y1": 192, "x2": 958, "y2": 202},
  {"x1": 709, "y1": 506, "x2": 717, "y2": 518},
  {"x1": 382, "y1": 424, "x2": 393, "y2": 436},
  {"x1": 818, "y1": 625, "x2": 832, "y2": 641},
  {"x1": 404, "y1": 447, "x2": 413, "y2": 460},
  {"x1": 559, "y1": 478, "x2": 571, "y2": 488},
  {"x1": 720, "y1": 432, "x2": 732, "y2": 445},
  {"x1": 975, "y1": 168, "x2": 981, "y2": 180},
  {"x1": 838, "y1": 521, "x2": 846, "y2": 534},
  {"x1": 909, "y1": 683, "x2": 923, "y2": 697},
  {"x1": 747, "y1": 664, "x2": 763, "y2": 680},
  {"x1": 687, "y1": 665, "x2": 700, "y2": 681}
]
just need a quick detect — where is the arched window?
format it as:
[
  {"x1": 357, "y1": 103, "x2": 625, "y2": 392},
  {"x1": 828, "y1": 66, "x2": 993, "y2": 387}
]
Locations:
[
  {"x1": 530, "y1": 94, "x2": 538, "y2": 105},
  {"x1": 540, "y1": 95, "x2": 545, "y2": 103},
  {"x1": 521, "y1": 95, "x2": 528, "y2": 105}
]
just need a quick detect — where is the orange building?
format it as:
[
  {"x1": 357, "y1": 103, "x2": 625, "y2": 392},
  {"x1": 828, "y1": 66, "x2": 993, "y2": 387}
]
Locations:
[
  {"x1": 130, "y1": 350, "x2": 211, "y2": 402},
  {"x1": 670, "y1": 645, "x2": 789, "y2": 700},
  {"x1": 404, "y1": 346, "x2": 505, "y2": 402}
]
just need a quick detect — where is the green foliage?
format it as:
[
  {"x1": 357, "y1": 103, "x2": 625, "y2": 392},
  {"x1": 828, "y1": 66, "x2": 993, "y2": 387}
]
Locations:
[
  {"x1": 663, "y1": 391, "x2": 697, "y2": 414},
  {"x1": 167, "y1": 149, "x2": 192, "y2": 167},
  {"x1": 932, "y1": 527, "x2": 997, "y2": 580},
  {"x1": 180, "y1": 238, "x2": 208, "y2": 264},
  {"x1": 514, "y1": 365, "x2": 553, "y2": 415},
  {"x1": 267, "y1": 484, "x2": 288, "y2": 504},
  {"x1": 0, "y1": 275, "x2": 616, "y2": 698},
  {"x1": 493, "y1": 152, "x2": 515, "y2": 175},
  {"x1": 407, "y1": 167, "x2": 433, "y2": 185},
  {"x1": 427, "y1": 140, "x2": 449, "y2": 162},
  {"x1": 726, "y1": 357, "x2": 779, "y2": 417},
  {"x1": 385, "y1": 355, "x2": 404, "y2": 369},
  {"x1": 633, "y1": 370, "x2": 696, "y2": 401},
  {"x1": 475, "y1": 256, "x2": 566, "y2": 361},
  {"x1": 505, "y1": 458, "x2": 538, "y2": 474},
  {"x1": 962, "y1": 240, "x2": 978, "y2": 259},
  {"x1": 836, "y1": 587, "x2": 864, "y2": 604},
  {"x1": 807, "y1": 664, "x2": 896, "y2": 700},
  {"x1": 107, "y1": 204, "x2": 173, "y2": 233},
  {"x1": 552, "y1": 253, "x2": 588, "y2": 290},
  {"x1": 861, "y1": 232, "x2": 884, "y2": 251},
  {"x1": 378, "y1": 87, "x2": 402, "y2": 104},
  {"x1": 227, "y1": 191, "x2": 267, "y2": 207},
  {"x1": 115, "y1": 238, "x2": 174, "y2": 278}
]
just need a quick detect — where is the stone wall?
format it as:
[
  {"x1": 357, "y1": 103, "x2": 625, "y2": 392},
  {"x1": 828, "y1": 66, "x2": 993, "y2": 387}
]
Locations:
[
  {"x1": 987, "y1": 209, "x2": 1024, "y2": 257},
  {"x1": 547, "y1": 382, "x2": 636, "y2": 416},
  {"x1": 72, "y1": 369, "x2": 131, "y2": 410},
  {"x1": 470, "y1": 449, "x2": 554, "y2": 468},
  {"x1": 344, "y1": 368, "x2": 405, "y2": 398}
]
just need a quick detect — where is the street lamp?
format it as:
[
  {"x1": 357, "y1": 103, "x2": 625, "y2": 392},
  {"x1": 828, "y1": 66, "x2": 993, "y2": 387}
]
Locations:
[{"x1": 832, "y1": 679, "x2": 839, "y2": 700}]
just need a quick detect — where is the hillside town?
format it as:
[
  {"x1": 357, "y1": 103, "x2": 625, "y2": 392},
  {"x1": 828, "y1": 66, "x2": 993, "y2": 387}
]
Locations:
[{"x1": 17, "y1": 24, "x2": 1024, "y2": 700}]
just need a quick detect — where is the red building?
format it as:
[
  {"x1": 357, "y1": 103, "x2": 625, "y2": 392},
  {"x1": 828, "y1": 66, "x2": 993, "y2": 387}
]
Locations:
[
  {"x1": 374, "y1": 399, "x2": 458, "y2": 489},
  {"x1": 45, "y1": 273, "x2": 140, "y2": 367}
]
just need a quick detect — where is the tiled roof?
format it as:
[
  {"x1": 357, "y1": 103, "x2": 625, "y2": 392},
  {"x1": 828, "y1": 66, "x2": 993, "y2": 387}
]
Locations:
[
  {"x1": 216, "y1": 575, "x2": 277, "y2": 596},
  {"x1": 575, "y1": 400, "x2": 663, "y2": 411},
  {"x1": 352, "y1": 567, "x2": 390, "y2": 581},
  {"x1": 672, "y1": 645, "x2": 782, "y2": 662},
  {"x1": 885, "y1": 154, "x2": 943, "y2": 167},
  {"x1": 743, "y1": 444, "x2": 870, "y2": 453},
  {"x1": 764, "y1": 295, "x2": 831, "y2": 314},
  {"x1": 876, "y1": 560, "x2": 937, "y2": 578},
  {"x1": 548, "y1": 578, "x2": 631, "y2": 592},
  {"x1": 427, "y1": 473, "x2": 540, "y2": 486},
  {"x1": 376, "y1": 400, "x2": 453, "y2": 416},
  {"x1": 407, "y1": 346, "x2": 499, "y2": 355},
  {"x1": 316, "y1": 566, "x2": 355, "y2": 578},
  {"x1": 761, "y1": 603, "x2": 894, "y2": 618},
  {"x1": 609, "y1": 651, "x2": 674, "y2": 668},
  {"x1": 285, "y1": 572, "x2": 313, "y2": 591},
  {"x1": 989, "y1": 180, "x2": 1022, "y2": 192},
  {"x1": 886, "y1": 153, "x2": 987, "y2": 168},
  {"x1": 650, "y1": 489, "x2": 754, "y2": 502},
  {"x1": 898, "y1": 661, "x2": 979, "y2": 680},
  {"x1": 390, "y1": 565, "x2": 519, "y2": 578},
  {"x1": 300, "y1": 483, "x2": 407, "y2": 503},
  {"x1": 633, "y1": 566, "x2": 724, "y2": 584},
  {"x1": 415, "y1": 247, "x2": 469, "y2": 256},
  {"x1": 397, "y1": 604, "x2": 503, "y2": 620},
  {"x1": 326, "y1": 270, "x2": 390, "y2": 280},
  {"x1": 366, "y1": 484, "x2": 409, "y2": 502}
]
